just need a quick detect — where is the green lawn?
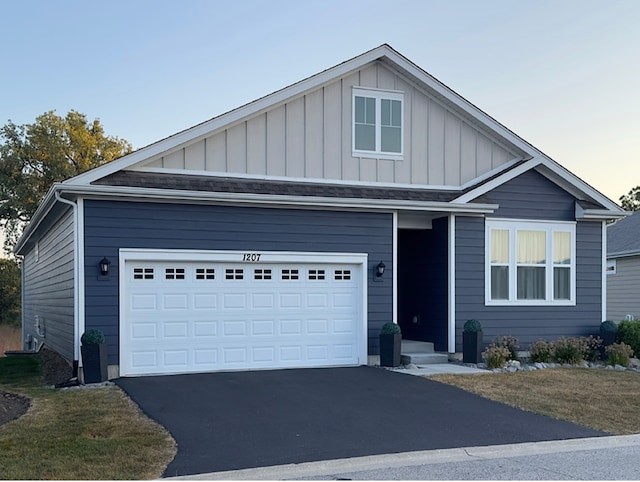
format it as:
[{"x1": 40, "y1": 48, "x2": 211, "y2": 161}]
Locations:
[
  {"x1": 0, "y1": 355, "x2": 176, "y2": 480},
  {"x1": 432, "y1": 368, "x2": 640, "y2": 435}
]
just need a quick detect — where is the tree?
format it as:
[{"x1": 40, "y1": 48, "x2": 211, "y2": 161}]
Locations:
[
  {"x1": 619, "y1": 186, "x2": 640, "y2": 211},
  {"x1": 0, "y1": 110, "x2": 132, "y2": 252},
  {"x1": 0, "y1": 258, "x2": 21, "y2": 326}
]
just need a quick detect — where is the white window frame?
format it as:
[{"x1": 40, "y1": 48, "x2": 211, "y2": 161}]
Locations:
[
  {"x1": 352, "y1": 87, "x2": 404, "y2": 160},
  {"x1": 485, "y1": 219, "x2": 576, "y2": 306}
]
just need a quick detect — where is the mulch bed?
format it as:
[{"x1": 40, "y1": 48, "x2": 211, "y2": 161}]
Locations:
[
  {"x1": 0, "y1": 391, "x2": 30, "y2": 427},
  {"x1": 0, "y1": 347, "x2": 74, "y2": 427}
]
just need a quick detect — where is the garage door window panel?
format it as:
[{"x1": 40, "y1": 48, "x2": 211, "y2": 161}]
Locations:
[{"x1": 133, "y1": 267, "x2": 154, "y2": 280}]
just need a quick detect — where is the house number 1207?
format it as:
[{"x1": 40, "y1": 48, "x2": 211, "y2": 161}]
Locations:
[{"x1": 242, "y1": 253, "x2": 261, "y2": 262}]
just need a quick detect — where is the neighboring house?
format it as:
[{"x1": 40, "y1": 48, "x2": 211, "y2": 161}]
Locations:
[
  {"x1": 15, "y1": 44, "x2": 625, "y2": 378},
  {"x1": 607, "y1": 211, "x2": 640, "y2": 321}
]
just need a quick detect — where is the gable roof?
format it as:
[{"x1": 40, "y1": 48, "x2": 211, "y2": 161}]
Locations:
[
  {"x1": 15, "y1": 44, "x2": 627, "y2": 254},
  {"x1": 66, "y1": 44, "x2": 536, "y2": 186},
  {"x1": 608, "y1": 211, "x2": 640, "y2": 257}
]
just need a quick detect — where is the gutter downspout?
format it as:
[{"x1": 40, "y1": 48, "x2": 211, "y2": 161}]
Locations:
[{"x1": 54, "y1": 191, "x2": 81, "y2": 366}]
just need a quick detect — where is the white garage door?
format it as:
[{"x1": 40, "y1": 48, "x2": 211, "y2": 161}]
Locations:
[{"x1": 119, "y1": 250, "x2": 367, "y2": 376}]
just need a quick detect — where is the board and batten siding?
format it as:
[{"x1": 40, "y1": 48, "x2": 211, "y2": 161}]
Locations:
[
  {"x1": 606, "y1": 256, "x2": 640, "y2": 321},
  {"x1": 83, "y1": 200, "x2": 393, "y2": 365},
  {"x1": 22, "y1": 208, "x2": 75, "y2": 361},
  {"x1": 455, "y1": 172, "x2": 603, "y2": 351},
  {"x1": 140, "y1": 62, "x2": 519, "y2": 187}
]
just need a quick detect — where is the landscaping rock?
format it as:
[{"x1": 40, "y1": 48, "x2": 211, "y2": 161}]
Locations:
[{"x1": 614, "y1": 364, "x2": 627, "y2": 371}]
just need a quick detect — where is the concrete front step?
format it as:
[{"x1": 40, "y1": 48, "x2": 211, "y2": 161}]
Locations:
[
  {"x1": 401, "y1": 340, "x2": 435, "y2": 353},
  {"x1": 401, "y1": 352, "x2": 449, "y2": 365},
  {"x1": 401, "y1": 340, "x2": 448, "y2": 365}
]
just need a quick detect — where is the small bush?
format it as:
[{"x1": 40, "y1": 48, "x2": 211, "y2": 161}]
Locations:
[
  {"x1": 463, "y1": 319, "x2": 482, "y2": 333},
  {"x1": 482, "y1": 344, "x2": 511, "y2": 369},
  {"x1": 618, "y1": 321, "x2": 640, "y2": 356},
  {"x1": 606, "y1": 342, "x2": 634, "y2": 367},
  {"x1": 380, "y1": 322, "x2": 401, "y2": 335},
  {"x1": 553, "y1": 337, "x2": 587, "y2": 364},
  {"x1": 600, "y1": 320, "x2": 618, "y2": 334},
  {"x1": 81, "y1": 329, "x2": 105, "y2": 346},
  {"x1": 583, "y1": 335, "x2": 603, "y2": 363},
  {"x1": 493, "y1": 335, "x2": 520, "y2": 361},
  {"x1": 529, "y1": 340, "x2": 553, "y2": 363}
]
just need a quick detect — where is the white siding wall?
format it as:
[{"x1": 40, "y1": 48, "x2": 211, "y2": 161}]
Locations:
[
  {"x1": 606, "y1": 256, "x2": 640, "y2": 321},
  {"x1": 142, "y1": 62, "x2": 519, "y2": 187}
]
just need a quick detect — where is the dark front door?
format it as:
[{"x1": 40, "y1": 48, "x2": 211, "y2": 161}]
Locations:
[{"x1": 397, "y1": 217, "x2": 448, "y2": 351}]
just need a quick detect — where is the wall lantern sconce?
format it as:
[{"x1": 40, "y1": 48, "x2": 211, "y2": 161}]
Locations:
[
  {"x1": 99, "y1": 257, "x2": 111, "y2": 276},
  {"x1": 376, "y1": 261, "x2": 386, "y2": 278}
]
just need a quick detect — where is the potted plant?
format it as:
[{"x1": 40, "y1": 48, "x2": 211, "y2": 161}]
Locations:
[
  {"x1": 463, "y1": 319, "x2": 483, "y2": 364},
  {"x1": 379, "y1": 322, "x2": 402, "y2": 367},
  {"x1": 81, "y1": 329, "x2": 108, "y2": 383},
  {"x1": 600, "y1": 320, "x2": 618, "y2": 346},
  {"x1": 599, "y1": 320, "x2": 618, "y2": 359}
]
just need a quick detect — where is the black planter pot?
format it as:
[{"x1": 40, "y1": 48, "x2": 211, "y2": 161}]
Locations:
[
  {"x1": 379, "y1": 333, "x2": 402, "y2": 367},
  {"x1": 600, "y1": 331, "x2": 617, "y2": 347},
  {"x1": 463, "y1": 331, "x2": 483, "y2": 364},
  {"x1": 81, "y1": 343, "x2": 108, "y2": 383},
  {"x1": 599, "y1": 331, "x2": 617, "y2": 359}
]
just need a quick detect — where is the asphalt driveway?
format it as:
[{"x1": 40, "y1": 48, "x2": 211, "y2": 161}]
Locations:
[{"x1": 115, "y1": 366, "x2": 604, "y2": 477}]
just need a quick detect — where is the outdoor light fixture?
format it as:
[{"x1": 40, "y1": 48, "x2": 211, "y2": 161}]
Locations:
[
  {"x1": 99, "y1": 257, "x2": 111, "y2": 276},
  {"x1": 376, "y1": 261, "x2": 386, "y2": 277}
]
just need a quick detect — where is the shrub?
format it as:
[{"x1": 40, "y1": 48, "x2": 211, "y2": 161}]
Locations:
[
  {"x1": 529, "y1": 340, "x2": 553, "y2": 363},
  {"x1": 600, "y1": 320, "x2": 618, "y2": 334},
  {"x1": 482, "y1": 344, "x2": 511, "y2": 369},
  {"x1": 606, "y1": 342, "x2": 634, "y2": 367},
  {"x1": 463, "y1": 319, "x2": 482, "y2": 332},
  {"x1": 81, "y1": 329, "x2": 105, "y2": 346},
  {"x1": 380, "y1": 322, "x2": 401, "y2": 335},
  {"x1": 617, "y1": 320, "x2": 640, "y2": 356},
  {"x1": 493, "y1": 335, "x2": 520, "y2": 361},
  {"x1": 552, "y1": 337, "x2": 587, "y2": 364},
  {"x1": 582, "y1": 335, "x2": 603, "y2": 363}
]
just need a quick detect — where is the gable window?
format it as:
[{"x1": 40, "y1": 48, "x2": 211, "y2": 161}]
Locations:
[
  {"x1": 352, "y1": 88, "x2": 403, "y2": 159},
  {"x1": 486, "y1": 219, "x2": 575, "y2": 305}
]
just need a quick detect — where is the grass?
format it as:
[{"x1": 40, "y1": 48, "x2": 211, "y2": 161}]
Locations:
[
  {"x1": 432, "y1": 368, "x2": 640, "y2": 435},
  {"x1": 0, "y1": 355, "x2": 176, "y2": 479},
  {"x1": 0, "y1": 324, "x2": 22, "y2": 356}
]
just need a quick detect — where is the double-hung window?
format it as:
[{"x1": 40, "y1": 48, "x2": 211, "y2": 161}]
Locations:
[
  {"x1": 486, "y1": 219, "x2": 576, "y2": 305},
  {"x1": 352, "y1": 88, "x2": 403, "y2": 159}
]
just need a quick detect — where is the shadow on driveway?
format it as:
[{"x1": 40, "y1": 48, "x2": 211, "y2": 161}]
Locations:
[{"x1": 115, "y1": 366, "x2": 604, "y2": 477}]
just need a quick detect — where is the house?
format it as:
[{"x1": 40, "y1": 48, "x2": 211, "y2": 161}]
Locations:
[
  {"x1": 606, "y1": 211, "x2": 640, "y2": 321},
  {"x1": 15, "y1": 44, "x2": 626, "y2": 378}
]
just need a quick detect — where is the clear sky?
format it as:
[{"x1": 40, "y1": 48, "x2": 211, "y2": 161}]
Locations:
[{"x1": 2, "y1": 0, "x2": 639, "y2": 202}]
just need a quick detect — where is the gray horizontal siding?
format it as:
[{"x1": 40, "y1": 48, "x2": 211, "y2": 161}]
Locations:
[
  {"x1": 22, "y1": 208, "x2": 75, "y2": 361},
  {"x1": 455, "y1": 170, "x2": 603, "y2": 352},
  {"x1": 606, "y1": 256, "x2": 640, "y2": 321},
  {"x1": 483, "y1": 170, "x2": 576, "y2": 221},
  {"x1": 83, "y1": 200, "x2": 393, "y2": 364}
]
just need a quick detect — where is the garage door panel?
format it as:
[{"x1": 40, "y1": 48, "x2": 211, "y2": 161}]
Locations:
[{"x1": 121, "y1": 257, "x2": 364, "y2": 376}]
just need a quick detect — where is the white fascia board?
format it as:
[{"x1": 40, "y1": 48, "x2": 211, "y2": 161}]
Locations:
[
  {"x1": 576, "y1": 208, "x2": 628, "y2": 221},
  {"x1": 453, "y1": 156, "x2": 544, "y2": 203},
  {"x1": 607, "y1": 250, "x2": 640, "y2": 260},
  {"x1": 455, "y1": 155, "x2": 626, "y2": 216},
  {"x1": 61, "y1": 184, "x2": 499, "y2": 213},
  {"x1": 15, "y1": 182, "x2": 498, "y2": 255},
  {"x1": 14, "y1": 185, "x2": 61, "y2": 254}
]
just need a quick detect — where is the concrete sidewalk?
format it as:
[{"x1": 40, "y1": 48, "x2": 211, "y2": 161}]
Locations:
[
  {"x1": 169, "y1": 434, "x2": 640, "y2": 480},
  {"x1": 388, "y1": 362, "x2": 489, "y2": 377}
]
